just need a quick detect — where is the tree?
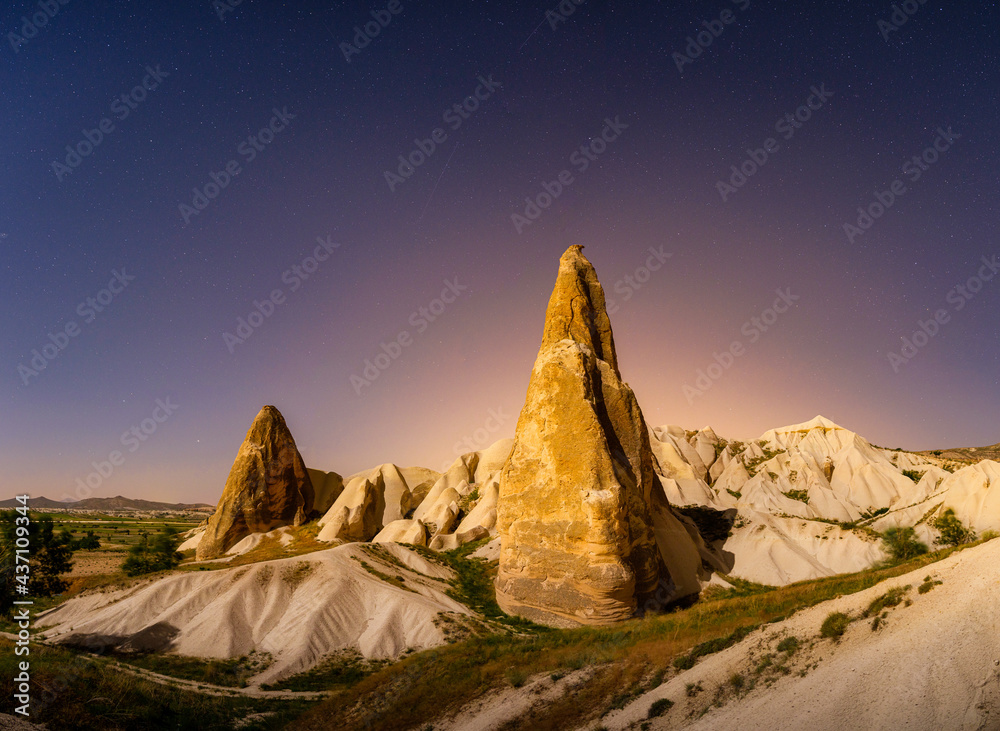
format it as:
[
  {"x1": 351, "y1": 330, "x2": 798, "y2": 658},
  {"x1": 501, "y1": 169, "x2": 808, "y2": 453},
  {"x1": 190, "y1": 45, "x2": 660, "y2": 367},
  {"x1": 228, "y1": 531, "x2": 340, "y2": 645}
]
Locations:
[
  {"x1": 931, "y1": 508, "x2": 976, "y2": 547},
  {"x1": 0, "y1": 512, "x2": 74, "y2": 615},
  {"x1": 121, "y1": 527, "x2": 182, "y2": 576},
  {"x1": 73, "y1": 530, "x2": 101, "y2": 550},
  {"x1": 881, "y1": 526, "x2": 929, "y2": 561}
]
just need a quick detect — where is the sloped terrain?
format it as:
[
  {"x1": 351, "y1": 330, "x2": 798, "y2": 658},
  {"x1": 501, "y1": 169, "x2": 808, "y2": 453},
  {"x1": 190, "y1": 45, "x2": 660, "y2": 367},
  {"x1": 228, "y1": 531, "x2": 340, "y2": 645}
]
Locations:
[
  {"x1": 650, "y1": 415, "x2": 1000, "y2": 584},
  {"x1": 38, "y1": 542, "x2": 472, "y2": 685},
  {"x1": 602, "y1": 536, "x2": 1000, "y2": 730}
]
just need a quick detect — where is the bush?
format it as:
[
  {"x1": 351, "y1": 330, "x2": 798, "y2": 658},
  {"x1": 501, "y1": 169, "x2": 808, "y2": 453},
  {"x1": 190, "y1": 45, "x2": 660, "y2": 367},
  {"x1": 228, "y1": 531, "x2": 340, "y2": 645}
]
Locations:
[
  {"x1": 902, "y1": 469, "x2": 924, "y2": 483},
  {"x1": 881, "y1": 527, "x2": 928, "y2": 561},
  {"x1": 672, "y1": 654, "x2": 695, "y2": 671},
  {"x1": 69, "y1": 530, "x2": 101, "y2": 550},
  {"x1": 647, "y1": 698, "x2": 674, "y2": 718},
  {"x1": 862, "y1": 586, "x2": 908, "y2": 618},
  {"x1": 505, "y1": 667, "x2": 528, "y2": 688},
  {"x1": 776, "y1": 636, "x2": 800, "y2": 655},
  {"x1": 918, "y1": 577, "x2": 942, "y2": 594},
  {"x1": 931, "y1": 509, "x2": 976, "y2": 547},
  {"x1": 820, "y1": 612, "x2": 851, "y2": 640},
  {"x1": 0, "y1": 512, "x2": 74, "y2": 613},
  {"x1": 121, "y1": 528, "x2": 182, "y2": 576}
]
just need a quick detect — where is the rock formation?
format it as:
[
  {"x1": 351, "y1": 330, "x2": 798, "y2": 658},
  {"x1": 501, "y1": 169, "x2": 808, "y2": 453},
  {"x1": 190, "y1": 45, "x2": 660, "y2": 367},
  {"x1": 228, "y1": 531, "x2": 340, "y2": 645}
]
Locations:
[
  {"x1": 197, "y1": 406, "x2": 315, "y2": 560},
  {"x1": 495, "y1": 245, "x2": 688, "y2": 627}
]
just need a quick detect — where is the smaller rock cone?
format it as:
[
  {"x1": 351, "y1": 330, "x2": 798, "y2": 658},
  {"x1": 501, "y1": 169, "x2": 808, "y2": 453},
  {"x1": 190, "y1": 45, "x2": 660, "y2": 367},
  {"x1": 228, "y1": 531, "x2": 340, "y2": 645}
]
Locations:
[{"x1": 197, "y1": 405, "x2": 315, "y2": 560}]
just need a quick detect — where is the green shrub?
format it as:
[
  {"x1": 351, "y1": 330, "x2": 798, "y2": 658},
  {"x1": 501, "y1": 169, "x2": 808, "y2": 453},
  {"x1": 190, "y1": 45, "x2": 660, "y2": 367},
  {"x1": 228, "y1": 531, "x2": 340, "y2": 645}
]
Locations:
[
  {"x1": 121, "y1": 528, "x2": 182, "y2": 576},
  {"x1": 782, "y1": 489, "x2": 810, "y2": 504},
  {"x1": 918, "y1": 578, "x2": 942, "y2": 594},
  {"x1": 776, "y1": 636, "x2": 799, "y2": 655},
  {"x1": 881, "y1": 527, "x2": 928, "y2": 561},
  {"x1": 672, "y1": 654, "x2": 695, "y2": 671},
  {"x1": 862, "y1": 586, "x2": 908, "y2": 618},
  {"x1": 505, "y1": 667, "x2": 529, "y2": 688},
  {"x1": 902, "y1": 469, "x2": 924, "y2": 483},
  {"x1": 931, "y1": 509, "x2": 976, "y2": 547},
  {"x1": 729, "y1": 673, "x2": 745, "y2": 690},
  {"x1": 647, "y1": 698, "x2": 674, "y2": 718},
  {"x1": 820, "y1": 612, "x2": 851, "y2": 640}
]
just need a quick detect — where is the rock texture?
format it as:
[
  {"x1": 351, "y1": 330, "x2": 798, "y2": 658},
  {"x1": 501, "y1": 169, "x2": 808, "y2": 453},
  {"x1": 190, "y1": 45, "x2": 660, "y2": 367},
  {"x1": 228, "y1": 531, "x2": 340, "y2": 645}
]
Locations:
[
  {"x1": 495, "y1": 245, "x2": 682, "y2": 627},
  {"x1": 197, "y1": 406, "x2": 315, "y2": 560}
]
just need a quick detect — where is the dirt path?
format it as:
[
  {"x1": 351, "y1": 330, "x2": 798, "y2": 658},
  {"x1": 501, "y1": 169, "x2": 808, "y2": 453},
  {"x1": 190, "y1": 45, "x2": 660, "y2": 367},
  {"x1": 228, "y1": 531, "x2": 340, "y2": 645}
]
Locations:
[{"x1": 0, "y1": 633, "x2": 331, "y2": 701}]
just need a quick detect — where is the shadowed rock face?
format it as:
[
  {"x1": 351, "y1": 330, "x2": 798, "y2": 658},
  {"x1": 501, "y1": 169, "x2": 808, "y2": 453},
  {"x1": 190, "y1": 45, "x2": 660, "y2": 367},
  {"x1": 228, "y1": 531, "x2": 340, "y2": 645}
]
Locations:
[
  {"x1": 196, "y1": 405, "x2": 315, "y2": 560},
  {"x1": 495, "y1": 245, "x2": 672, "y2": 627}
]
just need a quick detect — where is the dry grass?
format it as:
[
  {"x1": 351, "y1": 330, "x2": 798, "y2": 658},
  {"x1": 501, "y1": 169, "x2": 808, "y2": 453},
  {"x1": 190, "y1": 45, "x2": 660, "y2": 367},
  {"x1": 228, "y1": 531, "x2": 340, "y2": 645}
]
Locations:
[
  {"x1": 186, "y1": 522, "x2": 331, "y2": 570},
  {"x1": 289, "y1": 539, "x2": 990, "y2": 731}
]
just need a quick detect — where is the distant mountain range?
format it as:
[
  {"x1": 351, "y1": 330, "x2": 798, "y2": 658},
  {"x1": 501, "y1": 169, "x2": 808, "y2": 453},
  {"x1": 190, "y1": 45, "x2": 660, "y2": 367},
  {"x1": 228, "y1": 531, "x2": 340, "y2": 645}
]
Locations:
[{"x1": 0, "y1": 495, "x2": 213, "y2": 511}]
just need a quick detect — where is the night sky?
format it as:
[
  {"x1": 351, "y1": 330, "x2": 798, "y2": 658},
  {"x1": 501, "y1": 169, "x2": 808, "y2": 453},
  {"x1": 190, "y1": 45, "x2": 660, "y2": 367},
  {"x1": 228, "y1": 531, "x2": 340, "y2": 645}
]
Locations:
[{"x1": 2, "y1": 1, "x2": 998, "y2": 504}]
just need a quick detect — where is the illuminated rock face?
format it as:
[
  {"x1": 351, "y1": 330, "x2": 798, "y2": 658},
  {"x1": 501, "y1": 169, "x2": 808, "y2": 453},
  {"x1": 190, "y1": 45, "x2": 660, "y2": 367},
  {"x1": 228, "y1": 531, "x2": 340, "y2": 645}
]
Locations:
[
  {"x1": 197, "y1": 406, "x2": 314, "y2": 560},
  {"x1": 495, "y1": 245, "x2": 673, "y2": 627}
]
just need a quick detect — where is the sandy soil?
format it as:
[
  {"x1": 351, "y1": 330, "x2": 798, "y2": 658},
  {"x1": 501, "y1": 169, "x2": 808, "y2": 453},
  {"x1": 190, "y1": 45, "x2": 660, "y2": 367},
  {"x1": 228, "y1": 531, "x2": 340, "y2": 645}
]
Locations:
[{"x1": 598, "y1": 537, "x2": 1000, "y2": 731}]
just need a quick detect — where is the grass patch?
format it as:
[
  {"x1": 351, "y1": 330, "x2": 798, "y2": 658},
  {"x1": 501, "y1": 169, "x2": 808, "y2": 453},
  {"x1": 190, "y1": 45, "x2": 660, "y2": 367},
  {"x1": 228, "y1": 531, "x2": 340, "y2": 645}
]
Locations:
[
  {"x1": 287, "y1": 539, "x2": 990, "y2": 731},
  {"x1": 409, "y1": 539, "x2": 542, "y2": 633},
  {"x1": 776, "y1": 636, "x2": 799, "y2": 655},
  {"x1": 0, "y1": 638, "x2": 312, "y2": 730},
  {"x1": 782, "y1": 489, "x2": 810, "y2": 504},
  {"x1": 191, "y1": 523, "x2": 331, "y2": 570},
  {"x1": 820, "y1": 612, "x2": 851, "y2": 640},
  {"x1": 918, "y1": 576, "x2": 943, "y2": 594},
  {"x1": 263, "y1": 650, "x2": 390, "y2": 692},
  {"x1": 647, "y1": 697, "x2": 673, "y2": 717},
  {"x1": 353, "y1": 558, "x2": 414, "y2": 593},
  {"x1": 116, "y1": 650, "x2": 272, "y2": 688},
  {"x1": 862, "y1": 585, "x2": 909, "y2": 618}
]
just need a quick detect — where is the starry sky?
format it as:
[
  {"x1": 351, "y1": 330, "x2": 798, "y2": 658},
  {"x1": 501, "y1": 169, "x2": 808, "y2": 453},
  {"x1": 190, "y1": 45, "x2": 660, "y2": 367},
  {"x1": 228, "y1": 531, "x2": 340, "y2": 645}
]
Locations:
[{"x1": 2, "y1": 1, "x2": 998, "y2": 504}]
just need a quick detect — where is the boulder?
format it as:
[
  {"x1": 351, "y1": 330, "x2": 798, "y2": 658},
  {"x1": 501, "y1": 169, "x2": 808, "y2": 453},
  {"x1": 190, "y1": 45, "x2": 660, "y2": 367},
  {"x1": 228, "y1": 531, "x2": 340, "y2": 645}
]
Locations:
[
  {"x1": 373, "y1": 519, "x2": 428, "y2": 546},
  {"x1": 317, "y1": 474, "x2": 382, "y2": 543}
]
